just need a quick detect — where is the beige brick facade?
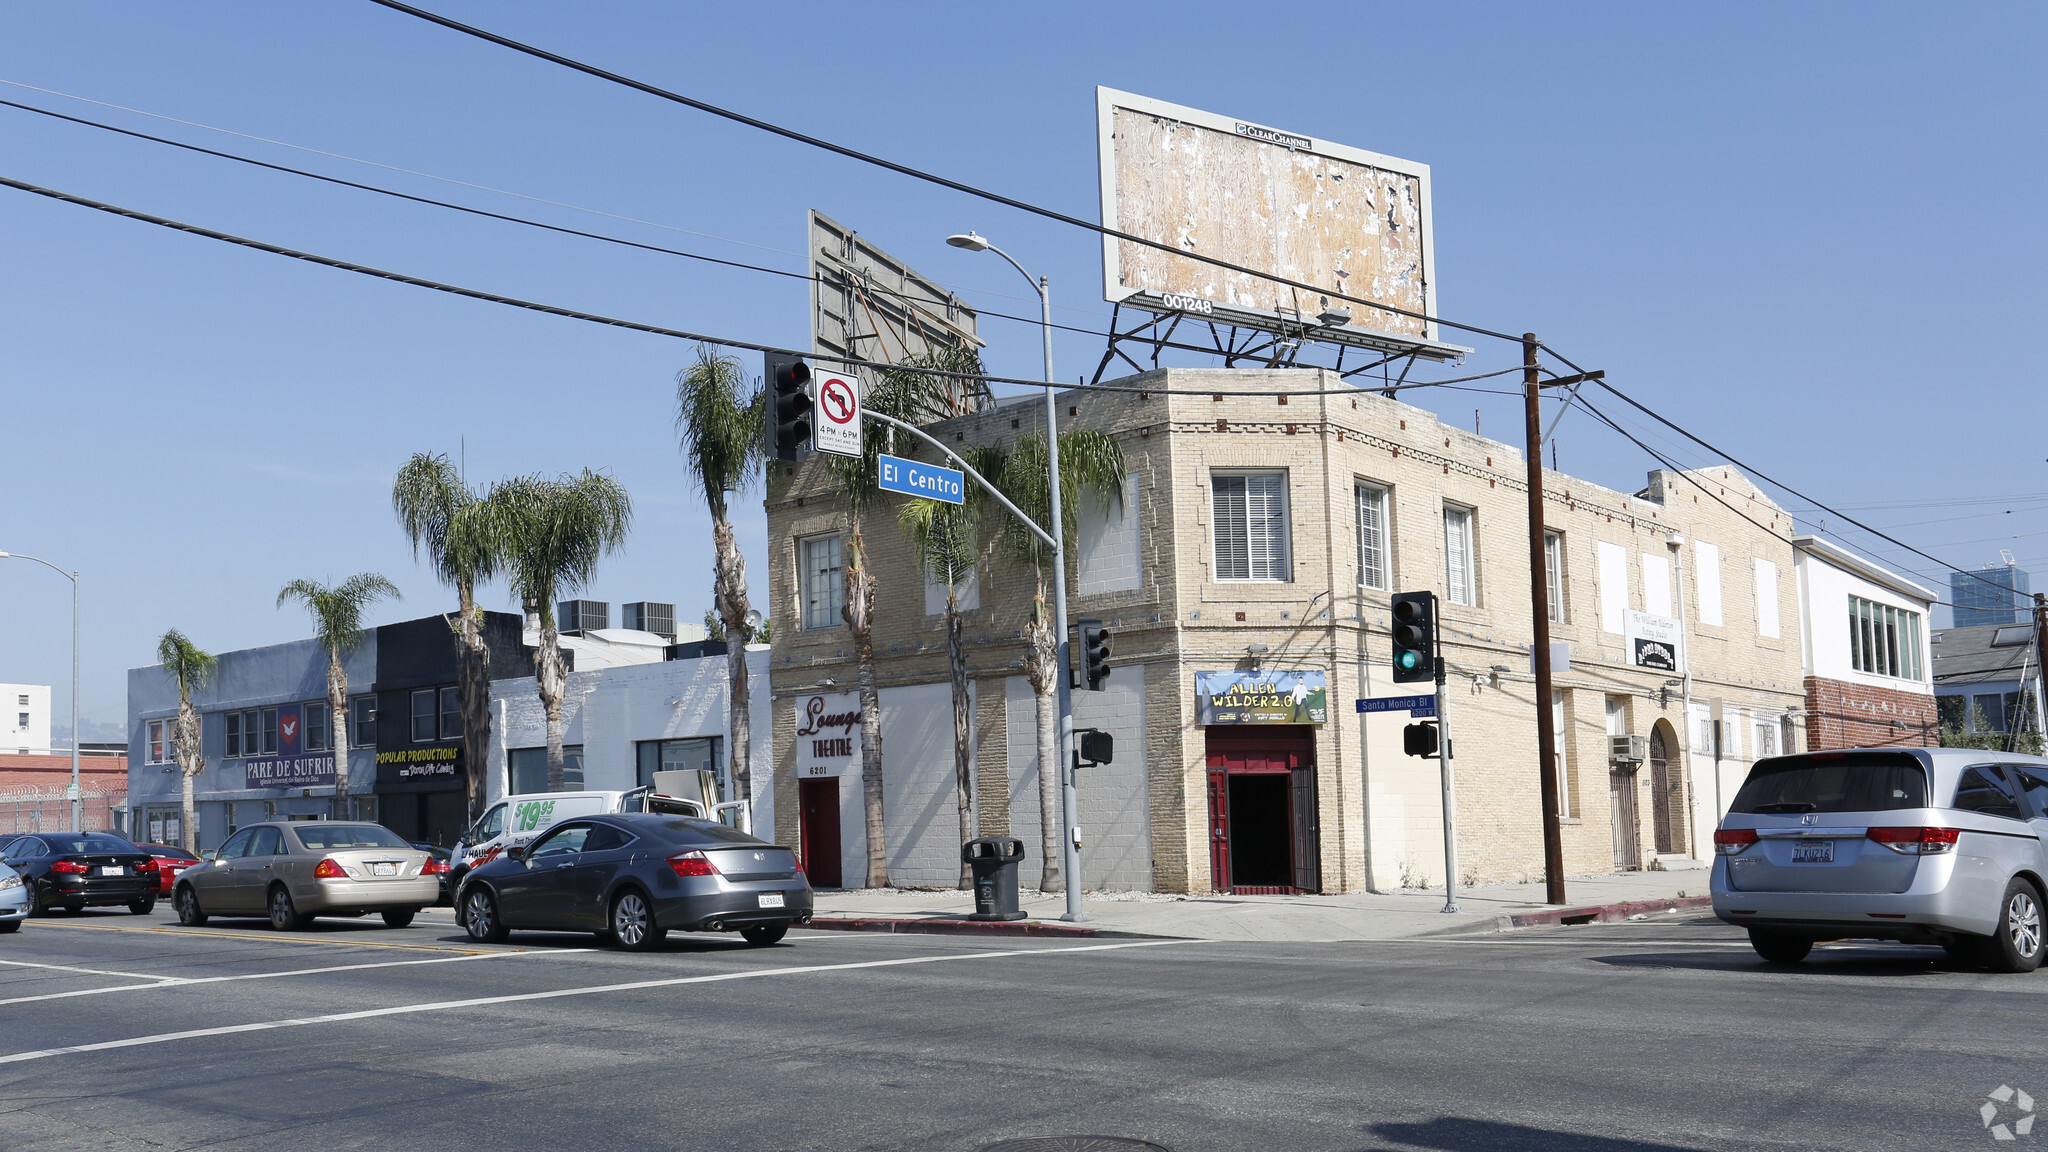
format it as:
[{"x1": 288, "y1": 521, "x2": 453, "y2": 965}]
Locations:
[{"x1": 766, "y1": 367, "x2": 1806, "y2": 893}]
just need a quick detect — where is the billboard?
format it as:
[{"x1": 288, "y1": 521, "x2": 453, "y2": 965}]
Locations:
[
  {"x1": 1196, "y1": 670, "x2": 1328, "y2": 726},
  {"x1": 808, "y1": 210, "x2": 988, "y2": 415},
  {"x1": 1096, "y1": 88, "x2": 1462, "y2": 360}
]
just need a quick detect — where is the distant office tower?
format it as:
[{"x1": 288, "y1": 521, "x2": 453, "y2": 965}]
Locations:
[{"x1": 1950, "y1": 562, "x2": 2032, "y2": 627}]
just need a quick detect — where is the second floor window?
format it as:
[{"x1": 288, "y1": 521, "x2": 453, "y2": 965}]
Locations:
[
  {"x1": 410, "y1": 689, "x2": 437, "y2": 742},
  {"x1": 304, "y1": 703, "x2": 329, "y2": 753},
  {"x1": 1544, "y1": 530, "x2": 1565, "y2": 622},
  {"x1": 440, "y1": 686, "x2": 461, "y2": 740},
  {"x1": 350, "y1": 696, "x2": 376, "y2": 748},
  {"x1": 1849, "y1": 596, "x2": 1923, "y2": 680},
  {"x1": 1213, "y1": 472, "x2": 1291, "y2": 581},
  {"x1": 1356, "y1": 483, "x2": 1389, "y2": 591},
  {"x1": 1444, "y1": 504, "x2": 1477, "y2": 606},
  {"x1": 801, "y1": 534, "x2": 844, "y2": 630}
]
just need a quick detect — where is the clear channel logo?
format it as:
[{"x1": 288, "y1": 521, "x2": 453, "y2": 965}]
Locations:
[{"x1": 1982, "y1": 1085, "x2": 2035, "y2": 1141}]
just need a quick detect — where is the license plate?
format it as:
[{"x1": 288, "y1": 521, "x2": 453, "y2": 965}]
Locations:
[
  {"x1": 1791, "y1": 840, "x2": 1835, "y2": 864},
  {"x1": 98, "y1": 866, "x2": 124, "y2": 877},
  {"x1": 757, "y1": 893, "x2": 786, "y2": 909},
  {"x1": 371, "y1": 862, "x2": 398, "y2": 877}
]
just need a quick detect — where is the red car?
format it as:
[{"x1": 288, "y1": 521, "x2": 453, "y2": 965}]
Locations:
[{"x1": 135, "y1": 843, "x2": 200, "y2": 894}]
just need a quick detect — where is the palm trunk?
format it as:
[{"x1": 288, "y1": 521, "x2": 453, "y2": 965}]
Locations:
[
  {"x1": 712, "y1": 513, "x2": 752, "y2": 806},
  {"x1": 537, "y1": 621, "x2": 567, "y2": 791},
  {"x1": 1023, "y1": 574, "x2": 1061, "y2": 892},
  {"x1": 455, "y1": 583, "x2": 492, "y2": 825},
  {"x1": 176, "y1": 693, "x2": 202, "y2": 853},
  {"x1": 328, "y1": 646, "x2": 351, "y2": 818},
  {"x1": 949, "y1": 587, "x2": 974, "y2": 889},
  {"x1": 844, "y1": 521, "x2": 887, "y2": 889}
]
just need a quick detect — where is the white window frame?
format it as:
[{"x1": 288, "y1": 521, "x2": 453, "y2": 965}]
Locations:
[
  {"x1": 146, "y1": 719, "x2": 168, "y2": 765},
  {"x1": 1211, "y1": 471, "x2": 1292, "y2": 583},
  {"x1": 1848, "y1": 595, "x2": 1924, "y2": 681},
  {"x1": 1544, "y1": 530, "x2": 1565, "y2": 622},
  {"x1": 1443, "y1": 503, "x2": 1477, "y2": 606},
  {"x1": 1356, "y1": 482, "x2": 1390, "y2": 592},
  {"x1": 1552, "y1": 690, "x2": 1573, "y2": 818},
  {"x1": 1754, "y1": 557, "x2": 1781, "y2": 639},
  {"x1": 799, "y1": 533, "x2": 845, "y2": 631}
]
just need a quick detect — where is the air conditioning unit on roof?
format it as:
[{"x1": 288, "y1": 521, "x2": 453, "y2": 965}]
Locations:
[{"x1": 1610, "y1": 734, "x2": 1649, "y2": 764}]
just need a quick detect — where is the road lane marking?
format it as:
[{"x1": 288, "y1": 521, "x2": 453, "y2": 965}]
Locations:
[
  {"x1": 0, "y1": 938, "x2": 1190, "y2": 1065},
  {"x1": 0, "y1": 958, "x2": 181, "y2": 982},
  {"x1": 0, "y1": 948, "x2": 591, "y2": 1007},
  {"x1": 24, "y1": 921, "x2": 492, "y2": 953}
]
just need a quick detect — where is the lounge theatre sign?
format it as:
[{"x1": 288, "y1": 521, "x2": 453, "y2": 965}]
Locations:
[
  {"x1": 1196, "y1": 670, "x2": 1329, "y2": 726},
  {"x1": 796, "y1": 692, "x2": 861, "y2": 777}
]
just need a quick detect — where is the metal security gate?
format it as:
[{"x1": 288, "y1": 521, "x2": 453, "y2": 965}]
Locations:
[{"x1": 0, "y1": 788, "x2": 128, "y2": 835}]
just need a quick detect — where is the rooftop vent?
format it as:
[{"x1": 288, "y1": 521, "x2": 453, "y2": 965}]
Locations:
[
  {"x1": 623, "y1": 601, "x2": 677, "y2": 640},
  {"x1": 557, "y1": 599, "x2": 609, "y2": 635}
]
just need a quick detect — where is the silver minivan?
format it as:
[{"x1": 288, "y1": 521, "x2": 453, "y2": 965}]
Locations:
[{"x1": 1712, "y1": 748, "x2": 2048, "y2": 971}]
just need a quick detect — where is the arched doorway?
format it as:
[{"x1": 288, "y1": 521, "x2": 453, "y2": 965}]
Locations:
[{"x1": 1646, "y1": 721, "x2": 1686, "y2": 857}]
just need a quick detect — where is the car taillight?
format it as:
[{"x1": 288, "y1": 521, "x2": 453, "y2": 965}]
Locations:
[
  {"x1": 138, "y1": 859, "x2": 159, "y2": 872},
  {"x1": 1713, "y1": 828, "x2": 1759, "y2": 855},
  {"x1": 668, "y1": 850, "x2": 720, "y2": 878},
  {"x1": 50, "y1": 859, "x2": 89, "y2": 874},
  {"x1": 313, "y1": 858, "x2": 349, "y2": 879},
  {"x1": 422, "y1": 857, "x2": 450, "y2": 875},
  {"x1": 1867, "y1": 826, "x2": 1961, "y2": 855}
]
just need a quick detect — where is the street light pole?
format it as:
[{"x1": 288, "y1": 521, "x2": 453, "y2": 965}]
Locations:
[
  {"x1": 946, "y1": 231, "x2": 1086, "y2": 922},
  {"x1": 0, "y1": 551, "x2": 81, "y2": 832}
]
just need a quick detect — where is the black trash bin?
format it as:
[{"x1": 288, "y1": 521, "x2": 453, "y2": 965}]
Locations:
[{"x1": 963, "y1": 836, "x2": 1027, "y2": 921}]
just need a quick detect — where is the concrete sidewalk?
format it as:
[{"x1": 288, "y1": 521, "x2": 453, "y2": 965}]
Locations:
[{"x1": 809, "y1": 867, "x2": 1716, "y2": 942}]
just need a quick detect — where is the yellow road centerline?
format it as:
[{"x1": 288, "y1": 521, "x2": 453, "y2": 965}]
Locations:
[{"x1": 23, "y1": 921, "x2": 503, "y2": 955}]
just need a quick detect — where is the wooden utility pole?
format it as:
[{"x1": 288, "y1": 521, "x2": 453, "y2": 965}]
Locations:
[{"x1": 1524, "y1": 335, "x2": 1568, "y2": 906}]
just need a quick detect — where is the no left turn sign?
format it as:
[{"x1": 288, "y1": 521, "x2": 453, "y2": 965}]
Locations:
[{"x1": 813, "y1": 371, "x2": 862, "y2": 458}]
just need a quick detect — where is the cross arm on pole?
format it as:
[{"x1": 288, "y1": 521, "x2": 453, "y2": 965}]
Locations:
[
  {"x1": 1539, "y1": 369, "x2": 1605, "y2": 445},
  {"x1": 859, "y1": 409, "x2": 1059, "y2": 553}
]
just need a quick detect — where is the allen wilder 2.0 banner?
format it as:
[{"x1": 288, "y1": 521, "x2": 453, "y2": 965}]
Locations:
[{"x1": 1196, "y1": 670, "x2": 1328, "y2": 725}]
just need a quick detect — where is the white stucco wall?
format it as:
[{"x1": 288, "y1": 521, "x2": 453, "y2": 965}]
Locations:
[
  {"x1": 1004, "y1": 668, "x2": 1152, "y2": 892},
  {"x1": 2, "y1": 683, "x2": 52, "y2": 755},
  {"x1": 1794, "y1": 548, "x2": 1934, "y2": 691}
]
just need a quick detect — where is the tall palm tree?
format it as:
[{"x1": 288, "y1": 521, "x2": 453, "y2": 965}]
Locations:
[
  {"x1": 488, "y1": 469, "x2": 632, "y2": 790},
  {"x1": 897, "y1": 492, "x2": 982, "y2": 888},
  {"x1": 276, "y1": 573, "x2": 400, "y2": 816},
  {"x1": 675, "y1": 345, "x2": 765, "y2": 807},
  {"x1": 155, "y1": 629, "x2": 216, "y2": 853},
  {"x1": 392, "y1": 451, "x2": 506, "y2": 826},
  {"x1": 981, "y1": 428, "x2": 1125, "y2": 892},
  {"x1": 830, "y1": 349, "x2": 970, "y2": 888}
]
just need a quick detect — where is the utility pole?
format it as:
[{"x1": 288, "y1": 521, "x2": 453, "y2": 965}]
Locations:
[
  {"x1": 2033, "y1": 593, "x2": 2048, "y2": 745},
  {"x1": 1524, "y1": 335, "x2": 1567, "y2": 906}
]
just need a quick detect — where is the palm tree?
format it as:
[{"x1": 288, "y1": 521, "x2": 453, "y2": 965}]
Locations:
[
  {"x1": 155, "y1": 629, "x2": 216, "y2": 853},
  {"x1": 392, "y1": 451, "x2": 506, "y2": 826},
  {"x1": 488, "y1": 469, "x2": 632, "y2": 790},
  {"x1": 276, "y1": 573, "x2": 400, "y2": 816},
  {"x1": 980, "y1": 428, "x2": 1125, "y2": 892},
  {"x1": 897, "y1": 492, "x2": 982, "y2": 888},
  {"x1": 675, "y1": 345, "x2": 765, "y2": 807},
  {"x1": 830, "y1": 349, "x2": 970, "y2": 888}
]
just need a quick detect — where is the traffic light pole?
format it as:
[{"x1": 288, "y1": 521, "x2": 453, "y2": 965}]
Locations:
[{"x1": 1434, "y1": 658, "x2": 1459, "y2": 914}]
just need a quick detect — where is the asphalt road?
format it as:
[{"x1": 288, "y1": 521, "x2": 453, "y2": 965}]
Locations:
[{"x1": 1, "y1": 905, "x2": 2042, "y2": 1151}]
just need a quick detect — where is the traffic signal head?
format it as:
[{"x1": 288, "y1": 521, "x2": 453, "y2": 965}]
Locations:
[
  {"x1": 1079, "y1": 618, "x2": 1111, "y2": 691},
  {"x1": 1403, "y1": 721, "x2": 1440, "y2": 758},
  {"x1": 765, "y1": 352, "x2": 813, "y2": 462},
  {"x1": 1077, "y1": 728, "x2": 1114, "y2": 765},
  {"x1": 1390, "y1": 590, "x2": 1437, "y2": 684}
]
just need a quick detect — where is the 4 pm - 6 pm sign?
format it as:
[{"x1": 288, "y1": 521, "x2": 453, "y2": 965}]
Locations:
[{"x1": 877, "y1": 454, "x2": 964, "y2": 505}]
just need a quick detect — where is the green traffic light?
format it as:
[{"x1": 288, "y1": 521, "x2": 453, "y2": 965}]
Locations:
[{"x1": 1397, "y1": 652, "x2": 1417, "y2": 669}]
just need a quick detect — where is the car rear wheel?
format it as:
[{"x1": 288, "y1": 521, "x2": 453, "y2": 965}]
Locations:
[
  {"x1": 128, "y1": 896, "x2": 156, "y2": 915},
  {"x1": 608, "y1": 889, "x2": 665, "y2": 952},
  {"x1": 1978, "y1": 878, "x2": 2045, "y2": 974},
  {"x1": 268, "y1": 886, "x2": 311, "y2": 932},
  {"x1": 26, "y1": 882, "x2": 49, "y2": 917},
  {"x1": 740, "y1": 923, "x2": 788, "y2": 947},
  {"x1": 1748, "y1": 929, "x2": 1812, "y2": 965},
  {"x1": 463, "y1": 888, "x2": 507, "y2": 943},
  {"x1": 175, "y1": 886, "x2": 207, "y2": 927},
  {"x1": 381, "y1": 909, "x2": 416, "y2": 929}
]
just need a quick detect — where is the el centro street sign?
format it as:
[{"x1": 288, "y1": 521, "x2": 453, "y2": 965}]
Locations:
[
  {"x1": 813, "y1": 370, "x2": 862, "y2": 457},
  {"x1": 877, "y1": 454, "x2": 964, "y2": 504}
]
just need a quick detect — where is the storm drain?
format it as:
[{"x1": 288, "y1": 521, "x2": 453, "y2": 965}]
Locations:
[
  {"x1": 978, "y1": 1140, "x2": 1174, "y2": 1152},
  {"x1": 983, "y1": 1131, "x2": 1179, "y2": 1139}
]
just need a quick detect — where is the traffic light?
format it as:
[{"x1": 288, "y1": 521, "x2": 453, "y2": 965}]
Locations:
[
  {"x1": 1079, "y1": 618, "x2": 1111, "y2": 690},
  {"x1": 1390, "y1": 590, "x2": 1437, "y2": 684},
  {"x1": 765, "y1": 352, "x2": 813, "y2": 462},
  {"x1": 1077, "y1": 728, "x2": 1114, "y2": 765},
  {"x1": 1403, "y1": 721, "x2": 1439, "y2": 758}
]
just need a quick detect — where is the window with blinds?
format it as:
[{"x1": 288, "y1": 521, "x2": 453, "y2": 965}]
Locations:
[
  {"x1": 1356, "y1": 483, "x2": 1389, "y2": 590},
  {"x1": 1444, "y1": 504, "x2": 1477, "y2": 606},
  {"x1": 1212, "y1": 472, "x2": 1291, "y2": 581},
  {"x1": 801, "y1": 534, "x2": 845, "y2": 630},
  {"x1": 1848, "y1": 595, "x2": 1923, "y2": 680},
  {"x1": 1544, "y1": 530, "x2": 1565, "y2": 622}
]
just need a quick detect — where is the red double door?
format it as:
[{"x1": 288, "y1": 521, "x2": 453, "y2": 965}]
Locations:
[
  {"x1": 798, "y1": 778, "x2": 842, "y2": 889},
  {"x1": 1205, "y1": 727, "x2": 1320, "y2": 894}
]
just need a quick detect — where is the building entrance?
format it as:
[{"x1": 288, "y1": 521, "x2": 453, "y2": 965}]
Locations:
[
  {"x1": 1204, "y1": 727, "x2": 1319, "y2": 894},
  {"x1": 799, "y1": 777, "x2": 843, "y2": 889}
]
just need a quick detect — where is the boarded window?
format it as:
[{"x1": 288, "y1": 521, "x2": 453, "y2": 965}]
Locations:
[{"x1": 1597, "y1": 541, "x2": 1628, "y2": 634}]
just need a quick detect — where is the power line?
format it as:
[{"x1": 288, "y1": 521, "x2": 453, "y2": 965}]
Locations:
[
  {"x1": 363, "y1": 0, "x2": 1528, "y2": 348},
  {"x1": 0, "y1": 172, "x2": 1515, "y2": 400}
]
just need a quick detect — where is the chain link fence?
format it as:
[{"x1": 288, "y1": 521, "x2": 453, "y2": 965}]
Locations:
[{"x1": 0, "y1": 787, "x2": 128, "y2": 836}]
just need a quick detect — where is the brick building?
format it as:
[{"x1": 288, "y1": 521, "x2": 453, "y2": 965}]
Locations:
[
  {"x1": 1792, "y1": 535, "x2": 1938, "y2": 749},
  {"x1": 765, "y1": 367, "x2": 1808, "y2": 894}
]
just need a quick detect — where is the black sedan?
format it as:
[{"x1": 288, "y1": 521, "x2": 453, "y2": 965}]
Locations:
[
  {"x1": 455, "y1": 814, "x2": 812, "y2": 950},
  {"x1": 0, "y1": 832, "x2": 159, "y2": 915}
]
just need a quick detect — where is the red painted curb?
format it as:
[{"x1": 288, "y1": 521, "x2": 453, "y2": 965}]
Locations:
[
  {"x1": 1505, "y1": 895, "x2": 1714, "y2": 929},
  {"x1": 805, "y1": 916, "x2": 1098, "y2": 938}
]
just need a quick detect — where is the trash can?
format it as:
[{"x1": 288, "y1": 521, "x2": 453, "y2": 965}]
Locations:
[{"x1": 963, "y1": 836, "x2": 1027, "y2": 921}]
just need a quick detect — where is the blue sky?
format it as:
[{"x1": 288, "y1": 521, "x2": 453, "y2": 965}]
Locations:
[{"x1": 3, "y1": 2, "x2": 2043, "y2": 733}]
